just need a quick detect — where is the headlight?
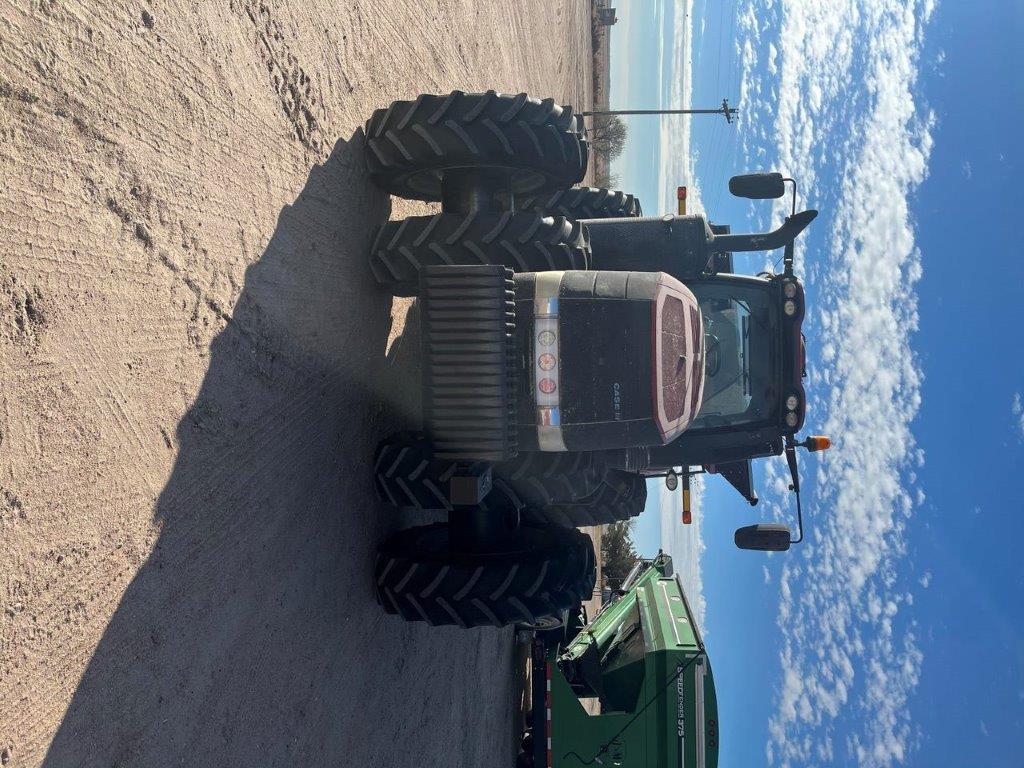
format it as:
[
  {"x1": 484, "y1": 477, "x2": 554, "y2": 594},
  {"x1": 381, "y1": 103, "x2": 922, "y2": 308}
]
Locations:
[
  {"x1": 786, "y1": 394, "x2": 799, "y2": 411},
  {"x1": 783, "y1": 281, "x2": 798, "y2": 298},
  {"x1": 785, "y1": 411, "x2": 799, "y2": 427},
  {"x1": 783, "y1": 300, "x2": 797, "y2": 317}
]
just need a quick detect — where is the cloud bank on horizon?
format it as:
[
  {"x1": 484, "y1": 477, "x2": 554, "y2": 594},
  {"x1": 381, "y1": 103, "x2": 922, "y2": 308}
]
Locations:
[
  {"x1": 658, "y1": 0, "x2": 704, "y2": 214},
  {"x1": 659, "y1": 480, "x2": 706, "y2": 628},
  {"x1": 735, "y1": 0, "x2": 936, "y2": 765}
]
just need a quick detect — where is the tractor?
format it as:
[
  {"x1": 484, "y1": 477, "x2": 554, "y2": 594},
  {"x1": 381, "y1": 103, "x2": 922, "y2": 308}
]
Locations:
[{"x1": 365, "y1": 91, "x2": 824, "y2": 629}]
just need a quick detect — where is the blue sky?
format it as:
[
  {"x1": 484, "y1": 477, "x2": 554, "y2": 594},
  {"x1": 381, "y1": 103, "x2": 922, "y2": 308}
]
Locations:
[{"x1": 611, "y1": 0, "x2": 1023, "y2": 765}]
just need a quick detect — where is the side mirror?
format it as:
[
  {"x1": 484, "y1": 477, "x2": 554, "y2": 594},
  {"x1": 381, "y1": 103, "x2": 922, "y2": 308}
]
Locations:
[
  {"x1": 729, "y1": 172, "x2": 785, "y2": 200},
  {"x1": 665, "y1": 469, "x2": 679, "y2": 492},
  {"x1": 734, "y1": 523, "x2": 792, "y2": 552}
]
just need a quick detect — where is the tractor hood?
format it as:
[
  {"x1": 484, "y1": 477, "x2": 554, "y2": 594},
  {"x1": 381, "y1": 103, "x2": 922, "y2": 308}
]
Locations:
[{"x1": 514, "y1": 271, "x2": 705, "y2": 453}]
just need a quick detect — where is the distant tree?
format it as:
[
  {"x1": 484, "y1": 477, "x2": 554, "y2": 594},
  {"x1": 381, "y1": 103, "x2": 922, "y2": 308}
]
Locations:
[
  {"x1": 587, "y1": 114, "x2": 628, "y2": 162},
  {"x1": 601, "y1": 520, "x2": 639, "y2": 591},
  {"x1": 593, "y1": 165, "x2": 620, "y2": 188}
]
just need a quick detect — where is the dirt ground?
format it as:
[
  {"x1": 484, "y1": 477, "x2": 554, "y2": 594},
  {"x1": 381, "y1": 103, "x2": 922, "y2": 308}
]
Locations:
[{"x1": 0, "y1": 1, "x2": 595, "y2": 765}]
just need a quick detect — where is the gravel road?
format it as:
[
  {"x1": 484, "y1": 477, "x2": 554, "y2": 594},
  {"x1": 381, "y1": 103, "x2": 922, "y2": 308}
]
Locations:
[{"x1": 0, "y1": 1, "x2": 593, "y2": 765}]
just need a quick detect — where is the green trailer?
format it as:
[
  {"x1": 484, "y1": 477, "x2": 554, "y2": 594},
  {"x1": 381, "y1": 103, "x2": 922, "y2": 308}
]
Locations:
[{"x1": 524, "y1": 555, "x2": 718, "y2": 767}]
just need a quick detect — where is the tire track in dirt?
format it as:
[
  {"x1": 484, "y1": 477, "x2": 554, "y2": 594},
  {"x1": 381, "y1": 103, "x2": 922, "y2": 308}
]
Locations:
[
  {"x1": 232, "y1": 0, "x2": 328, "y2": 153},
  {"x1": 1, "y1": 0, "x2": 594, "y2": 764}
]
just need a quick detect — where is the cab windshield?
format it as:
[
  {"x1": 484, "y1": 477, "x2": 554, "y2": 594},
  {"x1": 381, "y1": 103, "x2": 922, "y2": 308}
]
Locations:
[{"x1": 690, "y1": 279, "x2": 777, "y2": 429}]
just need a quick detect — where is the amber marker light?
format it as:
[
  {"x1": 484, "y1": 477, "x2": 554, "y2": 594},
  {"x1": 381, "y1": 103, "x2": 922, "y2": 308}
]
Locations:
[
  {"x1": 682, "y1": 471, "x2": 692, "y2": 524},
  {"x1": 804, "y1": 436, "x2": 831, "y2": 452}
]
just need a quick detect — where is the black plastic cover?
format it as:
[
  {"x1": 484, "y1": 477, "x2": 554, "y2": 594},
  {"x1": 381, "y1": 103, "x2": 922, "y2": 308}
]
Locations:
[
  {"x1": 728, "y1": 172, "x2": 785, "y2": 199},
  {"x1": 420, "y1": 265, "x2": 518, "y2": 461}
]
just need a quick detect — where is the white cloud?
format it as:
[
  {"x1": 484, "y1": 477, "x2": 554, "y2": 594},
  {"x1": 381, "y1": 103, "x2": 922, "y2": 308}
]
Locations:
[
  {"x1": 734, "y1": 0, "x2": 936, "y2": 765},
  {"x1": 918, "y1": 571, "x2": 931, "y2": 589},
  {"x1": 1012, "y1": 393, "x2": 1024, "y2": 439},
  {"x1": 660, "y1": 476, "x2": 706, "y2": 627},
  {"x1": 658, "y1": 0, "x2": 704, "y2": 216}
]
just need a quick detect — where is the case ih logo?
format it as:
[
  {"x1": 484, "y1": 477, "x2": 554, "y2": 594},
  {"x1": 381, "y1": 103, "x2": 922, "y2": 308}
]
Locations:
[{"x1": 612, "y1": 382, "x2": 622, "y2": 420}]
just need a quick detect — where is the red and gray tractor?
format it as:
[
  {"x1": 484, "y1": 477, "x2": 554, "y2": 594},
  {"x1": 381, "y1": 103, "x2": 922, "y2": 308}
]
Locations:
[{"x1": 365, "y1": 91, "x2": 824, "y2": 629}]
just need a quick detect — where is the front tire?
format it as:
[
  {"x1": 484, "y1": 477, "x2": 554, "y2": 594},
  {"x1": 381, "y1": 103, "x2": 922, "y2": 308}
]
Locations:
[
  {"x1": 375, "y1": 523, "x2": 595, "y2": 628},
  {"x1": 369, "y1": 212, "x2": 589, "y2": 296},
  {"x1": 517, "y1": 187, "x2": 643, "y2": 219},
  {"x1": 365, "y1": 91, "x2": 588, "y2": 202},
  {"x1": 373, "y1": 432, "x2": 456, "y2": 511}
]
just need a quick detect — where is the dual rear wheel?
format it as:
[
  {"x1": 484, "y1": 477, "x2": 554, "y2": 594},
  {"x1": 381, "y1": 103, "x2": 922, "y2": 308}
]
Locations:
[
  {"x1": 365, "y1": 90, "x2": 642, "y2": 296},
  {"x1": 372, "y1": 433, "x2": 645, "y2": 629}
]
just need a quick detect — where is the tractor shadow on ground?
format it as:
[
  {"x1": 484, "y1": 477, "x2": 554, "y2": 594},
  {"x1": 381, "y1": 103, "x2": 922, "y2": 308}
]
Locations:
[{"x1": 42, "y1": 132, "x2": 515, "y2": 768}]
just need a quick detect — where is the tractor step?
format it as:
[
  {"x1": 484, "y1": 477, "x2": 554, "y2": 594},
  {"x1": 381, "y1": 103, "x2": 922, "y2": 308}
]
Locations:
[{"x1": 420, "y1": 265, "x2": 518, "y2": 462}]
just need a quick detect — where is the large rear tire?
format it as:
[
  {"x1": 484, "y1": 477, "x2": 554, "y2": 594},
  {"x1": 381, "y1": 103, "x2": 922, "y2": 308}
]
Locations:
[
  {"x1": 375, "y1": 523, "x2": 596, "y2": 628},
  {"x1": 516, "y1": 187, "x2": 643, "y2": 219},
  {"x1": 365, "y1": 91, "x2": 588, "y2": 202},
  {"x1": 526, "y1": 470, "x2": 647, "y2": 528},
  {"x1": 370, "y1": 212, "x2": 589, "y2": 296}
]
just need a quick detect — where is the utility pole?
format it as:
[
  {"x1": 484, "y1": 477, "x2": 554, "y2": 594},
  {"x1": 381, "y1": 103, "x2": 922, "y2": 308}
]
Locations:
[{"x1": 580, "y1": 98, "x2": 738, "y2": 124}]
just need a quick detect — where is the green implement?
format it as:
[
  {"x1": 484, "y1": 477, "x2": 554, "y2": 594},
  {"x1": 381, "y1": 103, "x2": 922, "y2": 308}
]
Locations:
[{"x1": 526, "y1": 555, "x2": 719, "y2": 768}]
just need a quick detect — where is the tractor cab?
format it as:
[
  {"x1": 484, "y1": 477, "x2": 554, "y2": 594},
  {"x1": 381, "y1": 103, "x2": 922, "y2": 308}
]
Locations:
[
  {"x1": 648, "y1": 270, "x2": 807, "y2": 496},
  {"x1": 642, "y1": 173, "x2": 832, "y2": 551}
]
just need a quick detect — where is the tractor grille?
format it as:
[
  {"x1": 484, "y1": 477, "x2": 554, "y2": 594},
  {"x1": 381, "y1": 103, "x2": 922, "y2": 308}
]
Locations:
[{"x1": 660, "y1": 295, "x2": 689, "y2": 422}]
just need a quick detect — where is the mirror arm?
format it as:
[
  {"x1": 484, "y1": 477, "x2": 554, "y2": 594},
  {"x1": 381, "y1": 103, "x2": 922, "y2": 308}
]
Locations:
[
  {"x1": 790, "y1": 484, "x2": 805, "y2": 544},
  {"x1": 785, "y1": 441, "x2": 805, "y2": 545},
  {"x1": 783, "y1": 177, "x2": 797, "y2": 216}
]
